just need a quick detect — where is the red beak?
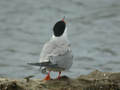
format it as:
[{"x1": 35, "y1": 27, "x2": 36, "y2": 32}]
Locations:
[{"x1": 62, "y1": 16, "x2": 65, "y2": 23}]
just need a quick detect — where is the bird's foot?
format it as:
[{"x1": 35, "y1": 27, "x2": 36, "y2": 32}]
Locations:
[
  {"x1": 57, "y1": 72, "x2": 61, "y2": 80},
  {"x1": 43, "y1": 72, "x2": 51, "y2": 80},
  {"x1": 44, "y1": 74, "x2": 50, "y2": 80},
  {"x1": 57, "y1": 76, "x2": 61, "y2": 79}
]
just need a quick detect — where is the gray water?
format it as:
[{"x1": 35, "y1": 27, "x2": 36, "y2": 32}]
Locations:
[{"x1": 0, "y1": 0, "x2": 120, "y2": 79}]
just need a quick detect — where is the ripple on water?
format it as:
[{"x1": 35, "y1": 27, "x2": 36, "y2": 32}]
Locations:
[{"x1": 0, "y1": 0, "x2": 120, "y2": 78}]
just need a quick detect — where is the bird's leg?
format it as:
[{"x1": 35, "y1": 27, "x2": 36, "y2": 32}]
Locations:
[
  {"x1": 57, "y1": 72, "x2": 61, "y2": 79},
  {"x1": 44, "y1": 71, "x2": 51, "y2": 80}
]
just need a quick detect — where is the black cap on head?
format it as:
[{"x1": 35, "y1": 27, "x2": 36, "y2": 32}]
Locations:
[{"x1": 53, "y1": 19, "x2": 66, "y2": 37}]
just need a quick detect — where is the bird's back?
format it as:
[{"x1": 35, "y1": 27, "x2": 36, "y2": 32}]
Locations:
[{"x1": 40, "y1": 37, "x2": 73, "y2": 71}]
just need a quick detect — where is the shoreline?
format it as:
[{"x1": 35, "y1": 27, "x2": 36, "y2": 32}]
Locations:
[{"x1": 0, "y1": 70, "x2": 120, "y2": 90}]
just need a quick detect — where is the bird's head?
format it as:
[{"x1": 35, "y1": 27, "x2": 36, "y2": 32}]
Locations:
[{"x1": 53, "y1": 17, "x2": 66, "y2": 37}]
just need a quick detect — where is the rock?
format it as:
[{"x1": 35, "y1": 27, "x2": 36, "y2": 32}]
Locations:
[{"x1": 0, "y1": 70, "x2": 120, "y2": 90}]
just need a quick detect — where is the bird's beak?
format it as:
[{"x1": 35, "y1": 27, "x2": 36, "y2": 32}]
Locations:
[{"x1": 62, "y1": 16, "x2": 66, "y2": 23}]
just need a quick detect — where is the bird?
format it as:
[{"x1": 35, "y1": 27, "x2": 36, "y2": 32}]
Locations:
[{"x1": 28, "y1": 17, "x2": 73, "y2": 80}]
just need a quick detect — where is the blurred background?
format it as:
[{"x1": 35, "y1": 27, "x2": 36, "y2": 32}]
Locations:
[{"x1": 0, "y1": 0, "x2": 120, "y2": 79}]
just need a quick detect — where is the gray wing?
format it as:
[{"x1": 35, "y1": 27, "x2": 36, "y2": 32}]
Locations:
[{"x1": 40, "y1": 39, "x2": 73, "y2": 70}]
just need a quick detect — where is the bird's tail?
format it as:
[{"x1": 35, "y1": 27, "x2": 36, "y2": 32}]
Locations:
[
  {"x1": 27, "y1": 62, "x2": 59, "y2": 68},
  {"x1": 27, "y1": 62, "x2": 52, "y2": 67},
  {"x1": 27, "y1": 62, "x2": 41, "y2": 66}
]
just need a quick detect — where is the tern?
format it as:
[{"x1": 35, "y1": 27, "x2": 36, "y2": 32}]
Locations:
[{"x1": 28, "y1": 17, "x2": 73, "y2": 80}]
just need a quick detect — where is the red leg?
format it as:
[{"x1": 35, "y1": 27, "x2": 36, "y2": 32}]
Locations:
[
  {"x1": 57, "y1": 72, "x2": 61, "y2": 79},
  {"x1": 44, "y1": 71, "x2": 51, "y2": 80}
]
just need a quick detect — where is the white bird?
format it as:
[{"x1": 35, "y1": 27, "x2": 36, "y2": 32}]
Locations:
[{"x1": 29, "y1": 17, "x2": 73, "y2": 80}]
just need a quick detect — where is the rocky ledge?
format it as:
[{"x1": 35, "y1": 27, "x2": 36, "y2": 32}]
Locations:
[{"x1": 0, "y1": 70, "x2": 120, "y2": 90}]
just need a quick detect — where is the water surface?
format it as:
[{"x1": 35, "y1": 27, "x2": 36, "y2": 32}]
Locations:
[{"x1": 0, "y1": 0, "x2": 120, "y2": 78}]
